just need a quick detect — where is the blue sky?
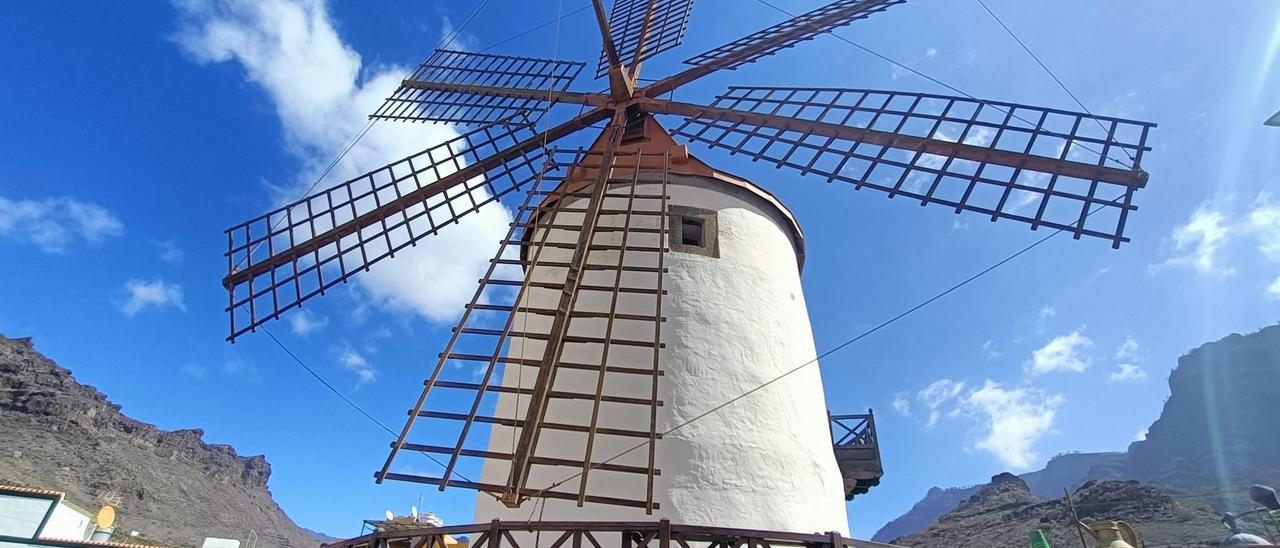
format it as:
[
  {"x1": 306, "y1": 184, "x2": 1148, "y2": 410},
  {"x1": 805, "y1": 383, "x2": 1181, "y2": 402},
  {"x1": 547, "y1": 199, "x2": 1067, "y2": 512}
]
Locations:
[{"x1": 2, "y1": 0, "x2": 1280, "y2": 541}]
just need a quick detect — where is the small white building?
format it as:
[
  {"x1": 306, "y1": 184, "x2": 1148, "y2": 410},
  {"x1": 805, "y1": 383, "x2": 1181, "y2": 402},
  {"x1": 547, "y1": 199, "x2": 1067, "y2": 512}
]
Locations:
[{"x1": 0, "y1": 484, "x2": 94, "y2": 542}]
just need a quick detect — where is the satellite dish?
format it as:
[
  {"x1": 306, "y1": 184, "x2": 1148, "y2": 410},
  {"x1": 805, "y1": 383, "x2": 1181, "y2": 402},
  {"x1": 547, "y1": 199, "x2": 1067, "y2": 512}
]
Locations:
[
  {"x1": 411, "y1": 506, "x2": 419, "y2": 520},
  {"x1": 384, "y1": 510, "x2": 394, "y2": 521},
  {"x1": 95, "y1": 506, "x2": 116, "y2": 529}
]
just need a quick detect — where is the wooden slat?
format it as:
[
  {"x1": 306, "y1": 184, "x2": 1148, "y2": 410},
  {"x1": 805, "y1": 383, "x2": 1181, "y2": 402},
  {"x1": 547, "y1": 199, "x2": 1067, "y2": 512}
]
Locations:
[
  {"x1": 432, "y1": 380, "x2": 662, "y2": 406},
  {"x1": 415, "y1": 411, "x2": 663, "y2": 439},
  {"x1": 397, "y1": 443, "x2": 661, "y2": 475}
]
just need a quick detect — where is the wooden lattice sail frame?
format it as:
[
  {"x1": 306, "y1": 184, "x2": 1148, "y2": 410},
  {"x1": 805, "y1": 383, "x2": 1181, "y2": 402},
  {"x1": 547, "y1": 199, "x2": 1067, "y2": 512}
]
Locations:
[{"x1": 220, "y1": 0, "x2": 1157, "y2": 512}]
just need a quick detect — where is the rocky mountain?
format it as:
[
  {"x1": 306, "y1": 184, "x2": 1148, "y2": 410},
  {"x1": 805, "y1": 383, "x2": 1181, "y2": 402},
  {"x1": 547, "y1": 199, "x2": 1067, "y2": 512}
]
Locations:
[
  {"x1": 875, "y1": 324, "x2": 1280, "y2": 544},
  {"x1": 0, "y1": 335, "x2": 319, "y2": 547},
  {"x1": 871, "y1": 452, "x2": 1124, "y2": 543},
  {"x1": 1121, "y1": 324, "x2": 1280, "y2": 508},
  {"x1": 893, "y1": 474, "x2": 1234, "y2": 548},
  {"x1": 872, "y1": 484, "x2": 981, "y2": 544}
]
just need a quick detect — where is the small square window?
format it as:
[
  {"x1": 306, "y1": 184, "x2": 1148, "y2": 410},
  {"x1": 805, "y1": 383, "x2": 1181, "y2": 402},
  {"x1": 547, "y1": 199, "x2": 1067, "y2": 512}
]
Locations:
[
  {"x1": 681, "y1": 217, "x2": 704, "y2": 247},
  {"x1": 668, "y1": 206, "x2": 718, "y2": 258}
]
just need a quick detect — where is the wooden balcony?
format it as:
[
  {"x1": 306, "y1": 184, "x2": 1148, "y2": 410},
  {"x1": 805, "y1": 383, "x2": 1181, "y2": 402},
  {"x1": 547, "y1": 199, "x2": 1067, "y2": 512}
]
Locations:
[{"x1": 830, "y1": 411, "x2": 883, "y2": 500}]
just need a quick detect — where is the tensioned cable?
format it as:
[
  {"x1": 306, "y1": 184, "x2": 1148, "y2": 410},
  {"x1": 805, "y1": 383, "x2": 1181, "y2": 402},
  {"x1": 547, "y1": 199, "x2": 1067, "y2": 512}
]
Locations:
[
  {"x1": 525, "y1": 191, "x2": 1131, "y2": 500},
  {"x1": 440, "y1": 0, "x2": 494, "y2": 50},
  {"x1": 513, "y1": 0, "x2": 569, "y2": 462},
  {"x1": 973, "y1": 0, "x2": 1135, "y2": 162},
  {"x1": 234, "y1": 119, "x2": 376, "y2": 270},
  {"x1": 480, "y1": 4, "x2": 593, "y2": 54},
  {"x1": 752, "y1": 0, "x2": 1137, "y2": 171},
  {"x1": 259, "y1": 325, "x2": 490, "y2": 491},
  {"x1": 238, "y1": 1, "x2": 591, "y2": 504}
]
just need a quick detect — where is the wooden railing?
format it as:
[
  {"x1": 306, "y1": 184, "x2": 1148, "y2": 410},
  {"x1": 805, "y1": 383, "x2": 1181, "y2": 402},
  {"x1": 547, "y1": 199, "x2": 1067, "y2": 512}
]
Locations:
[
  {"x1": 322, "y1": 519, "x2": 894, "y2": 548},
  {"x1": 829, "y1": 411, "x2": 883, "y2": 500},
  {"x1": 829, "y1": 412, "x2": 876, "y2": 448}
]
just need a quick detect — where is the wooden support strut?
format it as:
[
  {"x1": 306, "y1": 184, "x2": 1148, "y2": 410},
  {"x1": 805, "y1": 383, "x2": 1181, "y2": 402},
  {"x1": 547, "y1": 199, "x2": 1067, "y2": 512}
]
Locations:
[{"x1": 502, "y1": 114, "x2": 629, "y2": 508}]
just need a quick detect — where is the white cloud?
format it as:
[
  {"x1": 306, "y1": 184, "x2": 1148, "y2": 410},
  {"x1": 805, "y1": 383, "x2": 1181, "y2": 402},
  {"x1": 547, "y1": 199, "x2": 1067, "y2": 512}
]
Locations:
[
  {"x1": 437, "y1": 15, "x2": 478, "y2": 51},
  {"x1": 917, "y1": 378, "x2": 965, "y2": 427},
  {"x1": 0, "y1": 195, "x2": 123, "y2": 253},
  {"x1": 1027, "y1": 329, "x2": 1093, "y2": 375},
  {"x1": 1037, "y1": 305, "x2": 1057, "y2": 321},
  {"x1": 336, "y1": 346, "x2": 377, "y2": 384},
  {"x1": 1134, "y1": 427, "x2": 1148, "y2": 442},
  {"x1": 173, "y1": 0, "x2": 511, "y2": 324},
  {"x1": 1114, "y1": 336, "x2": 1139, "y2": 361},
  {"x1": 1108, "y1": 363, "x2": 1147, "y2": 383},
  {"x1": 1247, "y1": 194, "x2": 1280, "y2": 262},
  {"x1": 891, "y1": 392, "x2": 911, "y2": 417},
  {"x1": 155, "y1": 240, "x2": 184, "y2": 264},
  {"x1": 183, "y1": 356, "x2": 258, "y2": 380},
  {"x1": 288, "y1": 308, "x2": 329, "y2": 336},
  {"x1": 1152, "y1": 206, "x2": 1233, "y2": 274},
  {"x1": 1105, "y1": 337, "x2": 1146, "y2": 382},
  {"x1": 182, "y1": 364, "x2": 210, "y2": 379},
  {"x1": 961, "y1": 381, "x2": 1063, "y2": 470},
  {"x1": 891, "y1": 47, "x2": 939, "y2": 80},
  {"x1": 117, "y1": 279, "x2": 186, "y2": 317},
  {"x1": 1268, "y1": 276, "x2": 1280, "y2": 299},
  {"x1": 981, "y1": 339, "x2": 1003, "y2": 360}
]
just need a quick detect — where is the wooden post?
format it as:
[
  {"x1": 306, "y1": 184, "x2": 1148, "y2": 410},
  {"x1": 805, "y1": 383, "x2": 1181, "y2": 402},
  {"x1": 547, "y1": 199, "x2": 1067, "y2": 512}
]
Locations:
[{"x1": 658, "y1": 519, "x2": 670, "y2": 548}]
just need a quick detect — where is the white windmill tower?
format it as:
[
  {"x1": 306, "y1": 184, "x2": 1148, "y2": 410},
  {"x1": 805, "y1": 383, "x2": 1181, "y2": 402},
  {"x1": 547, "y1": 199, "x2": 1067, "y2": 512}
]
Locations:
[{"x1": 220, "y1": 0, "x2": 1154, "y2": 540}]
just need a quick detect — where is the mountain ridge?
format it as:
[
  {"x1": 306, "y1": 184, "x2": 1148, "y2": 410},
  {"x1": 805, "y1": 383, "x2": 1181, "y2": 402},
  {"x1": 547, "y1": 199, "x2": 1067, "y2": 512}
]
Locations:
[
  {"x1": 0, "y1": 334, "x2": 320, "y2": 547},
  {"x1": 874, "y1": 323, "x2": 1280, "y2": 543}
]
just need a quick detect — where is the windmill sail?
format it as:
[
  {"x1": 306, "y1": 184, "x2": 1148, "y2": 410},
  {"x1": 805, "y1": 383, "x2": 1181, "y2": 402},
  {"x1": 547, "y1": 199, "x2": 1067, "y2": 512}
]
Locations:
[
  {"x1": 379, "y1": 147, "x2": 670, "y2": 512},
  {"x1": 659, "y1": 87, "x2": 1154, "y2": 247},
  {"x1": 374, "y1": 49, "x2": 588, "y2": 126},
  {"x1": 644, "y1": 0, "x2": 903, "y2": 97},
  {"x1": 596, "y1": 0, "x2": 696, "y2": 78}
]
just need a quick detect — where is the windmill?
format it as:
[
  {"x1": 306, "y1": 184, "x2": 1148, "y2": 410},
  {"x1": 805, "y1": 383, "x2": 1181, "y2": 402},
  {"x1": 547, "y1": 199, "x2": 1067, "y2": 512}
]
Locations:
[{"x1": 220, "y1": 0, "x2": 1155, "y2": 536}]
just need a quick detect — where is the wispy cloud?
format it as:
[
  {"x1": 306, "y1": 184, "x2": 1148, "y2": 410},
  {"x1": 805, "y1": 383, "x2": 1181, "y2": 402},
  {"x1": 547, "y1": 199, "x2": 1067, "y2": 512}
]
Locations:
[
  {"x1": 1152, "y1": 206, "x2": 1233, "y2": 274},
  {"x1": 1108, "y1": 363, "x2": 1147, "y2": 382},
  {"x1": 890, "y1": 47, "x2": 938, "y2": 80},
  {"x1": 981, "y1": 339, "x2": 1003, "y2": 360},
  {"x1": 336, "y1": 345, "x2": 377, "y2": 384},
  {"x1": 906, "y1": 376, "x2": 1064, "y2": 470},
  {"x1": 155, "y1": 240, "x2": 184, "y2": 264},
  {"x1": 437, "y1": 15, "x2": 477, "y2": 51},
  {"x1": 961, "y1": 381, "x2": 1063, "y2": 470},
  {"x1": 891, "y1": 392, "x2": 911, "y2": 417},
  {"x1": 1152, "y1": 195, "x2": 1280, "y2": 295},
  {"x1": 1114, "y1": 336, "x2": 1139, "y2": 361},
  {"x1": 288, "y1": 308, "x2": 329, "y2": 336},
  {"x1": 0, "y1": 194, "x2": 123, "y2": 253},
  {"x1": 116, "y1": 279, "x2": 186, "y2": 317},
  {"x1": 1107, "y1": 336, "x2": 1146, "y2": 382},
  {"x1": 917, "y1": 378, "x2": 965, "y2": 427},
  {"x1": 173, "y1": 0, "x2": 511, "y2": 324},
  {"x1": 1247, "y1": 193, "x2": 1280, "y2": 262},
  {"x1": 1037, "y1": 305, "x2": 1057, "y2": 321},
  {"x1": 1026, "y1": 328, "x2": 1093, "y2": 375},
  {"x1": 182, "y1": 355, "x2": 260, "y2": 381}
]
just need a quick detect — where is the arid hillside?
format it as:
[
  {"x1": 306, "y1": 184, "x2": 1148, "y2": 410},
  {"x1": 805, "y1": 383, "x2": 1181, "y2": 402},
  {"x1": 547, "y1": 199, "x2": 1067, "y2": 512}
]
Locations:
[{"x1": 0, "y1": 335, "x2": 318, "y2": 547}]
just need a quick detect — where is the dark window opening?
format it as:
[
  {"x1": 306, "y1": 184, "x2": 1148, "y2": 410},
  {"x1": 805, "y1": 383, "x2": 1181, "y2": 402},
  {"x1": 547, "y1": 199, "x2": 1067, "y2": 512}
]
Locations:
[
  {"x1": 668, "y1": 205, "x2": 718, "y2": 258},
  {"x1": 681, "y1": 217, "x2": 705, "y2": 247}
]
